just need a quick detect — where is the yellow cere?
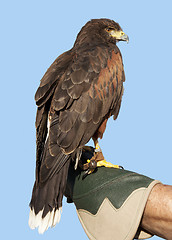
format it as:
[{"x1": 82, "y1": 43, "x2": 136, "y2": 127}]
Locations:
[{"x1": 109, "y1": 30, "x2": 125, "y2": 39}]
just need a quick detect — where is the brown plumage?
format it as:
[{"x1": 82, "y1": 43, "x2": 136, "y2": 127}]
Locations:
[{"x1": 29, "y1": 18, "x2": 128, "y2": 233}]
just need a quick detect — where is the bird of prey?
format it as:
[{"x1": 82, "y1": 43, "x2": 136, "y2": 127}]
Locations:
[{"x1": 29, "y1": 18, "x2": 129, "y2": 234}]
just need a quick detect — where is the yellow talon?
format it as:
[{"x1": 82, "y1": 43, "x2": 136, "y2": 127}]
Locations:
[
  {"x1": 84, "y1": 160, "x2": 95, "y2": 175},
  {"x1": 87, "y1": 169, "x2": 95, "y2": 174},
  {"x1": 82, "y1": 141, "x2": 123, "y2": 178},
  {"x1": 87, "y1": 159, "x2": 120, "y2": 169},
  {"x1": 83, "y1": 157, "x2": 122, "y2": 179},
  {"x1": 97, "y1": 159, "x2": 120, "y2": 169}
]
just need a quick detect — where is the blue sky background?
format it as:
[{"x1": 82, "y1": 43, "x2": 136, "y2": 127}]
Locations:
[{"x1": 1, "y1": 1, "x2": 172, "y2": 239}]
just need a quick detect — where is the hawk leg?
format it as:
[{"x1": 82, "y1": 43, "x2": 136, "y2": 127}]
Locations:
[
  {"x1": 93, "y1": 139, "x2": 122, "y2": 170},
  {"x1": 80, "y1": 140, "x2": 123, "y2": 178}
]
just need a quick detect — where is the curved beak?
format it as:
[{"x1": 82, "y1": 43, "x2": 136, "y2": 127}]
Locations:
[
  {"x1": 119, "y1": 32, "x2": 129, "y2": 43},
  {"x1": 120, "y1": 32, "x2": 129, "y2": 43},
  {"x1": 110, "y1": 30, "x2": 129, "y2": 43}
]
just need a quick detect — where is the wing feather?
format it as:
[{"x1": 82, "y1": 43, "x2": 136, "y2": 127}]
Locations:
[
  {"x1": 35, "y1": 50, "x2": 74, "y2": 107},
  {"x1": 59, "y1": 110, "x2": 78, "y2": 133}
]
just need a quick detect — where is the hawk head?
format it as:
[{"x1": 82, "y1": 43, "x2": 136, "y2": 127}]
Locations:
[{"x1": 74, "y1": 18, "x2": 129, "y2": 47}]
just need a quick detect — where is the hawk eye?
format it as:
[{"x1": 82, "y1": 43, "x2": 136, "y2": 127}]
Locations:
[{"x1": 106, "y1": 27, "x2": 114, "y2": 32}]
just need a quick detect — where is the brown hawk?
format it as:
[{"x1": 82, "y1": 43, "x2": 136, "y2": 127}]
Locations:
[{"x1": 29, "y1": 18, "x2": 128, "y2": 233}]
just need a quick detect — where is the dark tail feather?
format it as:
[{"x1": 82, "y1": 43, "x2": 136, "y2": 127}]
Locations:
[{"x1": 29, "y1": 158, "x2": 71, "y2": 234}]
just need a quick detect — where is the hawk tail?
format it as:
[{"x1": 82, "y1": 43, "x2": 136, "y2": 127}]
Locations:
[{"x1": 28, "y1": 157, "x2": 71, "y2": 234}]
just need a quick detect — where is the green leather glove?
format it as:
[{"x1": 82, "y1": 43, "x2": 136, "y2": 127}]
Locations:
[{"x1": 65, "y1": 148, "x2": 160, "y2": 240}]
